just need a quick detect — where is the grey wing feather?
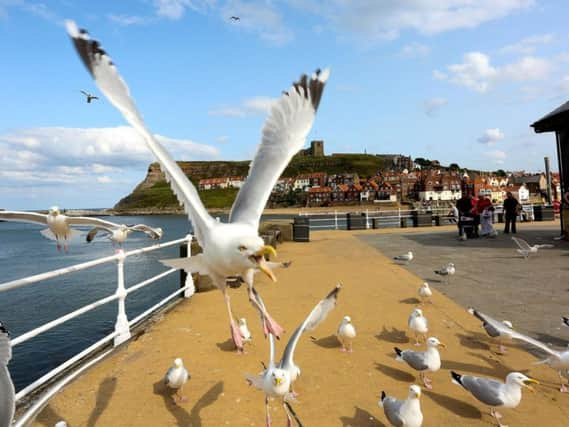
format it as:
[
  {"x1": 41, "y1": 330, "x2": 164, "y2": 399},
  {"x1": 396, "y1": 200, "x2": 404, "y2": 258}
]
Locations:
[
  {"x1": 509, "y1": 330, "x2": 561, "y2": 358},
  {"x1": 86, "y1": 227, "x2": 111, "y2": 242},
  {"x1": 279, "y1": 284, "x2": 340, "y2": 371},
  {"x1": 402, "y1": 351, "x2": 429, "y2": 371},
  {"x1": 462, "y1": 376, "x2": 504, "y2": 406},
  {"x1": 66, "y1": 21, "x2": 213, "y2": 244},
  {"x1": 382, "y1": 397, "x2": 404, "y2": 426},
  {"x1": 535, "y1": 244, "x2": 554, "y2": 249},
  {"x1": 470, "y1": 309, "x2": 511, "y2": 338},
  {"x1": 512, "y1": 237, "x2": 532, "y2": 251},
  {"x1": 0, "y1": 211, "x2": 48, "y2": 226},
  {"x1": 164, "y1": 367, "x2": 174, "y2": 386},
  {"x1": 229, "y1": 69, "x2": 329, "y2": 229},
  {"x1": 129, "y1": 224, "x2": 162, "y2": 239},
  {"x1": 66, "y1": 216, "x2": 118, "y2": 228}
]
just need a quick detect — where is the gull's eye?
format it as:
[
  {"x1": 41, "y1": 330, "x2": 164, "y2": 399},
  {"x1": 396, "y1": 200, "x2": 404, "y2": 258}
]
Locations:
[{"x1": 238, "y1": 245, "x2": 247, "y2": 252}]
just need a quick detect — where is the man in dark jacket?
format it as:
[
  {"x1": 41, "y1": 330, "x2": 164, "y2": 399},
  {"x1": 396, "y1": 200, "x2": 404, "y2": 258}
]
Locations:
[{"x1": 503, "y1": 191, "x2": 519, "y2": 233}]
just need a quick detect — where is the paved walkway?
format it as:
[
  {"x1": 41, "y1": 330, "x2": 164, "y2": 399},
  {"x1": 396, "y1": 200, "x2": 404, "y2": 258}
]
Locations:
[{"x1": 32, "y1": 227, "x2": 569, "y2": 426}]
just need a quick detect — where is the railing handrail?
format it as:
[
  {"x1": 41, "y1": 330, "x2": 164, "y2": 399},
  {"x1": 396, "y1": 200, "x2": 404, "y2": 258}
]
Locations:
[
  {"x1": 0, "y1": 236, "x2": 188, "y2": 293},
  {"x1": 7, "y1": 234, "x2": 195, "y2": 420}
]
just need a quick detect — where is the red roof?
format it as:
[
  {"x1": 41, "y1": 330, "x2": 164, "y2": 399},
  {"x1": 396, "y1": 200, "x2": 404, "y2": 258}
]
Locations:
[{"x1": 308, "y1": 186, "x2": 332, "y2": 193}]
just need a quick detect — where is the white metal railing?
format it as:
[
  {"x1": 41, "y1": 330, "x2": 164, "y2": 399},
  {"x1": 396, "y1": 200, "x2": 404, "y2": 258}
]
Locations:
[
  {"x1": 297, "y1": 205, "x2": 543, "y2": 230},
  {"x1": 0, "y1": 234, "x2": 194, "y2": 423}
]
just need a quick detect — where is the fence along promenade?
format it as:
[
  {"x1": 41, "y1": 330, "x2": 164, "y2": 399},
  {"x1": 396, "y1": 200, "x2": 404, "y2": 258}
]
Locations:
[{"x1": 0, "y1": 235, "x2": 194, "y2": 426}]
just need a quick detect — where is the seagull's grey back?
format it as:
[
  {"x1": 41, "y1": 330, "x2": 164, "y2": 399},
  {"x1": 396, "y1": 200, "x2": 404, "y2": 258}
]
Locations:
[
  {"x1": 402, "y1": 351, "x2": 429, "y2": 371},
  {"x1": 462, "y1": 376, "x2": 504, "y2": 406},
  {"x1": 382, "y1": 396, "x2": 404, "y2": 426}
]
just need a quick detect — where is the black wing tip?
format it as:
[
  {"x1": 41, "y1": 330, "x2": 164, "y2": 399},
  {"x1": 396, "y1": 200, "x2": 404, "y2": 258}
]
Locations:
[
  {"x1": 394, "y1": 347, "x2": 402, "y2": 357},
  {"x1": 563, "y1": 317, "x2": 569, "y2": 326},
  {"x1": 291, "y1": 68, "x2": 330, "y2": 112},
  {"x1": 380, "y1": 390, "x2": 386, "y2": 401},
  {"x1": 0, "y1": 321, "x2": 9, "y2": 336},
  {"x1": 326, "y1": 283, "x2": 342, "y2": 300},
  {"x1": 451, "y1": 371, "x2": 463, "y2": 385}
]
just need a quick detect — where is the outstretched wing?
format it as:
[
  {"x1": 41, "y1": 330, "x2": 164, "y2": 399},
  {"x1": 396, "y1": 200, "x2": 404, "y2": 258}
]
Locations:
[
  {"x1": 229, "y1": 69, "x2": 329, "y2": 229},
  {"x1": 509, "y1": 330, "x2": 561, "y2": 359},
  {"x1": 66, "y1": 216, "x2": 120, "y2": 229},
  {"x1": 279, "y1": 284, "x2": 341, "y2": 371},
  {"x1": 129, "y1": 224, "x2": 163, "y2": 239},
  {"x1": 0, "y1": 211, "x2": 47, "y2": 226},
  {"x1": 468, "y1": 308, "x2": 512, "y2": 338},
  {"x1": 535, "y1": 244, "x2": 554, "y2": 249},
  {"x1": 512, "y1": 237, "x2": 532, "y2": 252},
  {"x1": 66, "y1": 21, "x2": 214, "y2": 244}
]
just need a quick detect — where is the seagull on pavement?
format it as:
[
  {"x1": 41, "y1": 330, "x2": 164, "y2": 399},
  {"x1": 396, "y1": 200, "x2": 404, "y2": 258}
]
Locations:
[
  {"x1": 246, "y1": 284, "x2": 341, "y2": 426},
  {"x1": 337, "y1": 315, "x2": 356, "y2": 352},
  {"x1": 394, "y1": 251, "x2": 413, "y2": 264},
  {"x1": 434, "y1": 262, "x2": 455, "y2": 284},
  {"x1": 418, "y1": 282, "x2": 432, "y2": 305},
  {"x1": 164, "y1": 358, "x2": 190, "y2": 403},
  {"x1": 408, "y1": 308, "x2": 428, "y2": 346},
  {"x1": 468, "y1": 307, "x2": 514, "y2": 355},
  {"x1": 66, "y1": 20, "x2": 329, "y2": 352},
  {"x1": 395, "y1": 337, "x2": 445, "y2": 389},
  {"x1": 451, "y1": 371, "x2": 538, "y2": 427},
  {"x1": 512, "y1": 237, "x2": 554, "y2": 258},
  {"x1": 379, "y1": 384, "x2": 423, "y2": 427},
  {"x1": 0, "y1": 321, "x2": 14, "y2": 427}
]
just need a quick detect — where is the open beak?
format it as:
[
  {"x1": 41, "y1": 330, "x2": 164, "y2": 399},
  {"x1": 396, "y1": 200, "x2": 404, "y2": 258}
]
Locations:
[
  {"x1": 254, "y1": 246, "x2": 277, "y2": 282},
  {"x1": 523, "y1": 378, "x2": 539, "y2": 392},
  {"x1": 273, "y1": 377, "x2": 282, "y2": 386}
]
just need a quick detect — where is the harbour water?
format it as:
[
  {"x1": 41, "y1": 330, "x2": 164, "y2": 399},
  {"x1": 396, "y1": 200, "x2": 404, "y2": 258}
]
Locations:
[{"x1": 0, "y1": 213, "x2": 292, "y2": 391}]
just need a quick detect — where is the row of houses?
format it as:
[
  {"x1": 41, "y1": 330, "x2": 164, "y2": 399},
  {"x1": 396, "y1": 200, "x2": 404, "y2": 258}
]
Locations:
[{"x1": 198, "y1": 170, "x2": 561, "y2": 207}]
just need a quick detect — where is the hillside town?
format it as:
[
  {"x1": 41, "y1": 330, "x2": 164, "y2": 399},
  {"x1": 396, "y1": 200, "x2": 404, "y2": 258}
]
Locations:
[{"x1": 197, "y1": 141, "x2": 562, "y2": 209}]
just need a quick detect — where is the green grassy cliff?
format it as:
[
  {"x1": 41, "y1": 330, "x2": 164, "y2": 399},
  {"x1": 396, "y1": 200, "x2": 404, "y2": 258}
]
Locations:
[{"x1": 113, "y1": 154, "x2": 392, "y2": 211}]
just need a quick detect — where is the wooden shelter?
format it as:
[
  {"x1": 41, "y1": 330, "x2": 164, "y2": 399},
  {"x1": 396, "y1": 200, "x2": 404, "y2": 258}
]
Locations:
[{"x1": 531, "y1": 101, "x2": 569, "y2": 238}]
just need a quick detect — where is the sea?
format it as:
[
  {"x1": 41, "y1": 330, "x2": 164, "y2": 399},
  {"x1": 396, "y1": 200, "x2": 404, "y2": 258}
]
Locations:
[{"x1": 0, "y1": 213, "x2": 293, "y2": 392}]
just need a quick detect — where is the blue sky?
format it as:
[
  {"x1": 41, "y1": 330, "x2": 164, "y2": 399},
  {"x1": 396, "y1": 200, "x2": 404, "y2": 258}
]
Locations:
[{"x1": 1, "y1": 0, "x2": 568, "y2": 209}]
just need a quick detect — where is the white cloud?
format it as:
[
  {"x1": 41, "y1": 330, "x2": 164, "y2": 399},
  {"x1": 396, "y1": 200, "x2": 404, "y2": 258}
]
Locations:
[
  {"x1": 289, "y1": 0, "x2": 534, "y2": 41},
  {"x1": 209, "y1": 96, "x2": 277, "y2": 117},
  {"x1": 399, "y1": 42, "x2": 431, "y2": 58},
  {"x1": 500, "y1": 34, "x2": 553, "y2": 55},
  {"x1": 478, "y1": 128, "x2": 505, "y2": 145},
  {"x1": 108, "y1": 14, "x2": 150, "y2": 26},
  {"x1": 484, "y1": 149, "x2": 507, "y2": 164},
  {"x1": 0, "y1": 0, "x2": 59, "y2": 22},
  {"x1": 0, "y1": 126, "x2": 218, "y2": 186},
  {"x1": 423, "y1": 98, "x2": 448, "y2": 116},
  {"x1": 96, "y1": 176, "x2": 113, "y2": 184},
  {"x1": 436, "y1": 52, "x2": 550, "y2": 92},
  {"x1": 153, "y1": 0, "x2": 213, "y2": 19}
]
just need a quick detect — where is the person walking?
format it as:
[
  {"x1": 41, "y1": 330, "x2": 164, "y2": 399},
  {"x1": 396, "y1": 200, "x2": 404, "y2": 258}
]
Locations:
[{"x1": 503, "y1": 191, "x2": 520, "y2": 234}]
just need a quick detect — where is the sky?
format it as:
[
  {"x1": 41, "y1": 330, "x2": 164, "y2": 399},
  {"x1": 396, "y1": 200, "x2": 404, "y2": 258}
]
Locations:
[{"x1": 1, "y1": 0, "x2": 569, "y2": 210}]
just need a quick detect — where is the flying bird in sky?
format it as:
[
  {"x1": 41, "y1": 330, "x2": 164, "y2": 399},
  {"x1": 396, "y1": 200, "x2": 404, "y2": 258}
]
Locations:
[
  {"x1": 230, "y1": 16, "x2": 240, "y2": 21},
  {"x1": 80, "y1": 90, "x2": 98, "y2": 103},
  {"x1": 66, "y1": 20, "x2": 329, "y2": 352}
]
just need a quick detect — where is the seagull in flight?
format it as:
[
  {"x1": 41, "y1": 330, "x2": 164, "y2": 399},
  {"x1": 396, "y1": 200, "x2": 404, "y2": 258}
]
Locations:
[
  {"x1": 80, "y1": 90, "x2": 99, "y2": 103},
  {"x1": 511, "y1": 237, "x2": 554, "y2": 258},
  {"x1": 66, "y1": 20, "x2": 329, "y2": 352},
  {"x1": 86, "y1": 223, "x2": 163, "y2": 246},
  {"x1": 246, "y1": 284, "x2": 340, "y2": 426},
  {"x1": 230, "y1": 16, "x2": 240, "y2": 21}
]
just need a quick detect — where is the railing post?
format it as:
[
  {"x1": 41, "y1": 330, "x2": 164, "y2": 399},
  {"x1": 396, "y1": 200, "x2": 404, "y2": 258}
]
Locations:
[
  {"x1": 334, "y1": 210, "x2": 338, "y2": 230},
  {"x1": 184, "y1": 234, "x2": 195, "y2": 298},
  {"x1": 365, "y1": 209, "x2": 370, "y2": 229},
  {"x1": 114, "y1": 250, "x2": 131, "y2": 346}
]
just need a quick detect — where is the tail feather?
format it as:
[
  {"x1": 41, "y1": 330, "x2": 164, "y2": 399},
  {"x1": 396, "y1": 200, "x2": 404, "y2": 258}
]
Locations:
[
  {"x1": 394, "y1": 347, "x2": 403, "y2": 361},
  {"x1": 378, "y1": 391, "x2": 386, "y2": 407},
  {"x1": 40, "y1": 228, "x2": 56, "y2": 241}
]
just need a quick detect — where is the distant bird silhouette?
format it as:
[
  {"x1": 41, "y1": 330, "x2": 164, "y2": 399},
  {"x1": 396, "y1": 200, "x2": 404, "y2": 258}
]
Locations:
[
  {"x1": 230, "y1": 16, "x2": 240, "y2": 21},
  {"x1": 80, "y1": 90, "x2": 99, "y2": 103}
]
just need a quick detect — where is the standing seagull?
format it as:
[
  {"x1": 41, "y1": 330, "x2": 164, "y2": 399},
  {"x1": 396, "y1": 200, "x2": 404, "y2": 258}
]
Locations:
[
  {"x1": 434, "y1": 262, "x2": 455, "y2": 284},
  {"x1": 0, "y1": 322, "x2": 15, "y2": 427},
  {"x1": 66, "y1": 21, "x2": 329, "y2": 352},
  {"x1": 418, "y1": 282, "x2": 432, "y2": 305},
  {"x1": 468, "y1": 307, "x2": 514, "y2": 355},
  {"x1": 379, "y1": 385, "x2": 423, "y2": 427},
  {"x1": 337, "y1": 315, "x2": 356, "y2": 352},
  {"x1": 246, "y1": 285, "x2": 341, "y2": 426},
  {"x1": 451, "y1": 371, "x2": 538, "y2": 427},
  {"x1": 80, "y1": 89, "x2": 99, "y2": 103},
  {"x1": 408, "y1": 308, "x2": 428, "y2": 346},
  {"x1": 394, "y1": 251, "x2": 413, "y2": 264},
  {"x1": 164, "y1": 358, "x2": 190, "y2": 403},
  {"x1": 512, "y1": 237, "x2": 554, "y2": 258},
  {"x1": 395, "y1": 337, "x2": 445, "y2": 389}
]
